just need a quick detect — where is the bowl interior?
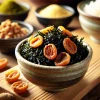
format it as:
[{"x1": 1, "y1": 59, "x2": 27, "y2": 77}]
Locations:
[
  {"x1": 15, "y1": 38, "x2": 92, "y2": 70},
  {"x1": 35, "y1": 5, "x2": 75, "y2": 19},
  {"x1": 77, "y1": 0, "x2": 100, "y2": 19},
  {"x1": 0, "y1": 2, "x2": 30, "y2": 15},
  {"x1": 0, "y1": 20, "x2": 34, "y2": 41}
]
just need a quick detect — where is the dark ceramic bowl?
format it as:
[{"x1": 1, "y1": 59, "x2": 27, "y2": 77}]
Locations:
[
  {"x1": 0, "y1": 21, "x2": 34, "y2": 53},
  {"x1": 35, "y1": 5, "x2": 75, "y2": 27},
  {"x1": 0, "y1": 2, "x2": 30, "y2": 22}
]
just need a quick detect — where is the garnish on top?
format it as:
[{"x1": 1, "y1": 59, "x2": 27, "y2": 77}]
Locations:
[{"x1": 19, "y1": 26, "x2": 88, "y2": 66}]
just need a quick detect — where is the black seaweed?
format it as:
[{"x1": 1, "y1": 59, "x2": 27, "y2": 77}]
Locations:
[{"x1": 19, "y1": 28, "x2": 89, "y2": 66}]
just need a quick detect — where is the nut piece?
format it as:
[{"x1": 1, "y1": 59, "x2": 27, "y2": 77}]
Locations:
[
  {"x1": 58, "y1": 26, "x2": 73, "y2": 37},
  {"x1": 0, "y1": 19, "x2": 28, "y2": 39},
  {"x1": 63, "y1": 38, "x2": 77, "y2": 54},
  {"x1": 44, "y1": 44, "x2": 57, "y2": 60},
  {"x1": 11, "y1": 81, "x2": 28, "y2": 94},
  {"x1": 55, "y1": 52, "x2": 70, "y2": 66},
  {"x1": 30, "y1": 35, "x2": 43, "y2": 48}
]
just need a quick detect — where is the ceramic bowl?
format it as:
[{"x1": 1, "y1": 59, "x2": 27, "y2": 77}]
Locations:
[
  {"x1": 0, "y1": 21, "x2": 34, "y2": 53},
  {"x1": 35, "y1": 5, "x2": 75, "y2": 27},
  {"x1": 77, "y1": 0, "x2": 100, "y2": 43},
  {"x1": 0, "y1": 2, "x2": 30, "y2": 22},
  {"x1": 15, "y1": 38, "x2": 92, "y2": 92}
]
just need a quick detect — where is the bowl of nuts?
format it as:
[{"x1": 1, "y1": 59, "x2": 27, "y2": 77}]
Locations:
[
  {"x1": 15, "y1": 26, "x2": 93, "y2": 92},
  {"x1": 0, "y1": 19, "x2": 34, "y2": 53}
]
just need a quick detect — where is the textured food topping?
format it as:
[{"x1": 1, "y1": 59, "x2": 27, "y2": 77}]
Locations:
[
  {"x1": 19, "y1": 26, "x2": 88, "y2": 66},
  {"x1": 0, "y1": 0, "x2": 27, "y2": 14},
  {"x1": 0, "y1": 19, "x2": 28, "y2": 39},
  {"x1": 39, "y1": 4, "x2": 72, "y2": 18}
]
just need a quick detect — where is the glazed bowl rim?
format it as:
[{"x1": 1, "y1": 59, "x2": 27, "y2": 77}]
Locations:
[
  {"x1": 77, "y1": 0, "x2": 100, "y2": 19},
  {"x1": 0, "y1": 1, "x2": 30, "y2": 15},
  {"x1": 0, "y1": 20, "x2": 34, "y2": 41},
  {"x1": 35, "y1": 5, "x2": 75, "y2": 20},
  {"x1": 15, "y1": 38, "x2": 93, "y2": 69}
]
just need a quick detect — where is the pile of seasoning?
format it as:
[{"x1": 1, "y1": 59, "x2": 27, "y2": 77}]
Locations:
[{"x1": 0, "y1": 0, "x2": 27, "y2": 14}]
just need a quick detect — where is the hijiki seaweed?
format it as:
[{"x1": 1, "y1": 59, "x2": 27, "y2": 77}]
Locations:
[{"x1": 19, "y1": 26, "x2": 88, "y2": 66}]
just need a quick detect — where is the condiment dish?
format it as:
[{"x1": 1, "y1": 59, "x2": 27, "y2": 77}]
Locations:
[
  {"x1": 77, "y1": 0, "x2": 100, "y2": 43},
  {"x1": 0, "y1": 20, "x2": 34, "y2": 53},
  {"x1": 15, "y1": 38, "x2": 92, "y2": 92},
  {"x1": 35, "y1": 5, "x2": 75, "y2": 27},
  {"x1": 0, "y1": 2, "x2": 30, "y2": 22}
]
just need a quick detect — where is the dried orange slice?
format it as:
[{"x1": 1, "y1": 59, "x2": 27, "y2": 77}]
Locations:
[
  {"x1": 0, "y1": 58, "x2": 8, "y2": 70},
  {"x1": 63, "y1": 38, "x2": 77, "y2": 54},
  {"x1": 11, "y1": 81, "x2": 28, "y2": 94},
  {"x1": 5, "y1": 70, "x2": 20, "y2": 83},
  {"x1": 55, "y1": 52, "x2": 71, "y2": 66},
  {"x1": 58, "y1": 26, "x2": 73, "y2": 37},
  {"x1": 44, "y1": 44, "x2": 57, "y2": 60},
  {"x1": 39, "y1": 26, "x2": 54, "y2": 34},
  {"x1": 28, "y1": 35, "x2": 34, "y2": 42},
  {"x1": 30, "y1": 35, "x2": 43, "y2": 48}
]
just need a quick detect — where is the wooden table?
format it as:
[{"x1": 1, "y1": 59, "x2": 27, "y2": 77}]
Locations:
[{"x1": 0, "y1": 0, "x2": 100, "y2": 100}]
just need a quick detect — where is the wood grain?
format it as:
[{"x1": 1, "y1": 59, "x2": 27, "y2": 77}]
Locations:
[{"x1": 0, "y1": 57, "x2": 99, "y2": 100}]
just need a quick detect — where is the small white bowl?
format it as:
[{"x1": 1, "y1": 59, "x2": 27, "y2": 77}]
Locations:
[{"x1": 77, "y1": 0, "x2": 100, "y2": 43}]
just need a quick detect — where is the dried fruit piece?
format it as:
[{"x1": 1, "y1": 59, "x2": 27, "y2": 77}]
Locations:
[
  {"x1": 30, "y1": 35, "x2": 43, "y2": 48},
  {"x1": 55, "y1": 52, "x2": 70, "y2": 66},
  {"x1": 63, "y1": 38, "x2": 77, "y2": 54},
  {"x1": 44, "y1": 44, "x2": 57, "y2": 60},
  {"x1": 11, "y1": 81, "x2": 28, "y2": 94},
  {"x1": 5, "y1": 70, "x2": 20, "y2": 83},
  {"x1": 0, "y1": 58, "x2": 8, "y2": 70},
  {"x1": 39, "y1": 26, "x2": 54, "y2": 34},
  {"x1": 28, "y1": 35, "x2": 34, "y2": 42},
  {"x1": 58, "y1": 26, "x2": 73, "y2": 37}
]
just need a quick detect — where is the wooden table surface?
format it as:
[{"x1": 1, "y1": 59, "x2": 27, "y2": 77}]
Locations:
[{"x1": 0, "y1": 0, "x2": 100, "y2": 100}]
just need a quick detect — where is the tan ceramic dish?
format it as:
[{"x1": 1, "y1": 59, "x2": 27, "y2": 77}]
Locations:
[{"x1": 15, "y1": 38, "x2": 93, "y2": 92}]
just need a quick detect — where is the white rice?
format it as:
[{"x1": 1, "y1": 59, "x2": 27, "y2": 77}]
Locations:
[{"x1": 84, "y1": 0, "x2": 100, "y2": 17}]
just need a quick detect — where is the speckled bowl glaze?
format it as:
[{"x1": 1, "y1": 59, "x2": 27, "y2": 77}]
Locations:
[
  {"x1": 15, "y1": 38, "x2": 92, "y2": 92},
  {"x1": 35, "y1": 5, "x2": 75, "y2": 27},
  {"x1": 0, "y1": 21, "x2": 34, "y2": 53},
  {"x1": 77, "y1": 0, "x2": 100, "y2": 43}
]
